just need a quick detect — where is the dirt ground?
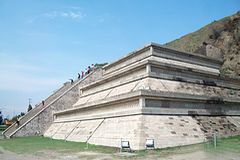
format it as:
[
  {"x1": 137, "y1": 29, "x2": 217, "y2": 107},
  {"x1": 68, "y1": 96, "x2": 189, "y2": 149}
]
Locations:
[{"x1": 1, "y1": 147, "x2": 240, "y2": 160}]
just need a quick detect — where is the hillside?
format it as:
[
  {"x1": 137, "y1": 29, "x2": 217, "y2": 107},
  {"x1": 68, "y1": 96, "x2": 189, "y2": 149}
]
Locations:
[{"x1": 165, "y1": 12, "x2": 240, "y2": 78}]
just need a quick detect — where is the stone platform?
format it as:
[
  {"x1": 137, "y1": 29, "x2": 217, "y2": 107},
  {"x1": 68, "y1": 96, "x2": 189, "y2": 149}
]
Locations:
[
  {"x1": 44, "y1": 115, "x2": 240, "y2": 150},
  {"x1": 44, "y1": 43, "x2": 240, "y2": 150}
]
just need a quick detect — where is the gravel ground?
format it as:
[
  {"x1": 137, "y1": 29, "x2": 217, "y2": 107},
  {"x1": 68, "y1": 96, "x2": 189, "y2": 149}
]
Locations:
[{"x1": 1, "y1": 147, "x2": 240, "y2": 160}]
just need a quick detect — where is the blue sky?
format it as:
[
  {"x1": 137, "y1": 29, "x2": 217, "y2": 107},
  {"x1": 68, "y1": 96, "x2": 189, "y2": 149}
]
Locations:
[{"x1": 0, "y1": 0, "x2": 239, "y2": 118}]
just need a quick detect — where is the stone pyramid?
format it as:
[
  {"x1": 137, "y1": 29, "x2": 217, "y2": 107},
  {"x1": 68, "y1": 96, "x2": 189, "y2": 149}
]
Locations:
[{"x1": 43, "y1": 43, "x2": 240, "y2": 150}]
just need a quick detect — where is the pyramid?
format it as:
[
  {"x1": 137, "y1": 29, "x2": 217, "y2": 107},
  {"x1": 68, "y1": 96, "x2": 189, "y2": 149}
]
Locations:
[
  {"x1": 43, "y1": 43, "x2": 240, "y2": 150},
  {"x1": 4, "y1": 43, "x2": 240, "y2": 150}
]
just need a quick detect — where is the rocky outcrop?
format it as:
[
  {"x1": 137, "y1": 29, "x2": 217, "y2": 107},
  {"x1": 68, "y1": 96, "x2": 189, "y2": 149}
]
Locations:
[{"x1": 166, "y1": 12, "x2": 240, "y2": 78}]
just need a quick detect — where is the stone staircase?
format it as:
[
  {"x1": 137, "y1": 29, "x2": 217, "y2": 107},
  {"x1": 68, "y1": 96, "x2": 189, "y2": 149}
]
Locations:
[
  {"x1": 3, "y1": 82, "x2": 72, "y2": 138},
  {"x1": 3, "y1": 68, "x2": 102, "y2": 138}
]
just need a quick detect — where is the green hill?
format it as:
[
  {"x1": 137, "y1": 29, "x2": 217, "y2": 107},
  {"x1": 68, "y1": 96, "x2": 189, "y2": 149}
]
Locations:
[{"x1": 165, "y1": 12, "x2": 240, "y2": 78}]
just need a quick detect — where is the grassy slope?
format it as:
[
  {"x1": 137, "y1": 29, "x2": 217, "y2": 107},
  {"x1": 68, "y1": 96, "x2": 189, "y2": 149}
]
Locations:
[
  {"x1": 138, "y1": 135, "x2": 240, "y2": 157},
  {"x1": 165, "y1": 16, "x2": 230, "y2": 53},
  {"x1": 165, "y1": 12, "x2": 240, "y2": 78},
  {"x1": 0, "y1": 136, "x2": 239, "y2": 157},
  {"x1": 0, "y1": 125, "x2": 8, "y2": 131},
  {"x1": 0, "y1": 136, "x2": 117, "y2": 154},
  {"x1": 212, "y1": 135, "x2": 240, "y2": 153}
]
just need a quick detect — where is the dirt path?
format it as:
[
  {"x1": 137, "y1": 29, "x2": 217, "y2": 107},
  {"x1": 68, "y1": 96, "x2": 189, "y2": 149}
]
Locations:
[
  {"x1": 1, "y1": 147, "x2": 240, "y2": 160},
  {"x1": 0, "y1": 147, "x2": 45, "y2": 160},
  {"x1": 149, "y1": 151, "x2": 240, "y2": 160}
]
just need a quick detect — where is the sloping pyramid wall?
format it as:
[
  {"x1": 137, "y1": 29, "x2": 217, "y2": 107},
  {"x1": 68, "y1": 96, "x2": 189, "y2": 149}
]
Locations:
[
  {"x1": 5, "y1": 68, "x2": 103, "y2": 138},
  {"x1": 45, "y1": 116, "x2": 240, "y2": 150},
  {"x1": 44, "y1": 43, "x2": 240, "y2": 150}
]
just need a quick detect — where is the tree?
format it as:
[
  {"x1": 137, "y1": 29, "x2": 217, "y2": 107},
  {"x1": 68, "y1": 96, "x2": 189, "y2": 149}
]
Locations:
[
  {"x1": 10, "y1": 112, "x2": 25, "y2": 122},
  {"x1": 11, "y1": 115, "x2": 19, "y2": 122},
  {"x1": 0, "y1": 114, "x2": 3, "y2": 125},
  {"x1": 27, "y1": 104, "x2": 32, "y2": 112},
  {"x1": 94, "y1": 63, "x2": 108, "y2": 68},
  {"x1": 0, "y1": 111, "x2": 3, "y2": 125}
]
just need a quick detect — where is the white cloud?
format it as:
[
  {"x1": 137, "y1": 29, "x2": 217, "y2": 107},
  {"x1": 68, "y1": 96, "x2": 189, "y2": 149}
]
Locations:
[
  {"x1": 44, "y1": 11, "x2": 57, "y2": 18},
  {"x1": 44, "y1": 10, "x2": 86, "y2": 20},
  {"x1": 26, "y1": 8, "x2": 86, "y2": 23}
]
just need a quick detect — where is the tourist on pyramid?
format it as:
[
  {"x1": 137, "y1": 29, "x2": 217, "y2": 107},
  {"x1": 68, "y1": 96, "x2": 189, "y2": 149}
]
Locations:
[
  {"x1": 69, "y1": 79, "x2": 74, "y2": 84},
  {"x1": 87, "y1": 66, "x2": 91, "y2": 74},
  {"x1": 81, "y1": 71, "x2": 84, "y2": 78},
  {"x1": 16, "y1": 118, "x2": 20, "y2": 127}
]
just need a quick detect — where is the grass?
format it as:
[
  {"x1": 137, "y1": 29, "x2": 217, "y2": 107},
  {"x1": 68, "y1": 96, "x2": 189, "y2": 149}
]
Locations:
[
  {"x1": 0, "y1": 136, "x2": 118, "y2": 155},
  {"x1": 0, "y1": 135, "x2": 239, "y2": 157},
  {"x1": 136, "y1": 135, "x2": 240, "y2": 158},
  {"x1": 0, "y1": 125, "x2": 8, "y2": 132},
  {"x1": 206, "y1": 136, "x2": 240, "y2": 153},
  {"x1": 136, "y1": 142, "x2": 205, "y2": 157}
]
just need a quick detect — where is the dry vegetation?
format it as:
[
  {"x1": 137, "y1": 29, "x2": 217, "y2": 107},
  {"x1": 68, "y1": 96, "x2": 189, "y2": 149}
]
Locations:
[{"x1": 166, "y1": 12, "x2": 240, "y2": 78}]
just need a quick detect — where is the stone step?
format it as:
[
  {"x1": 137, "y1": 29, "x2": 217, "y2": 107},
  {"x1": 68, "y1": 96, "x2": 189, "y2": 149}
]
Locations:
[
  {"x1": 3, "y1": 68, "x2": 101, "y2": 138},
  {"x1": 3, "y1": 83, "x2": 72, "y2": 138}
]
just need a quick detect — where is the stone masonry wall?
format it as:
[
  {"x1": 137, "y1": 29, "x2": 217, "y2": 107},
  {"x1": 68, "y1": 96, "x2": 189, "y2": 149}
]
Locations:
[
  {"x1": 12, "y1": 68, "x2": 103, "y2": 137},
  {"x1": 45, "y1": 114, "x2": 240, "y2": 150}
]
